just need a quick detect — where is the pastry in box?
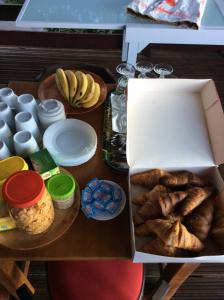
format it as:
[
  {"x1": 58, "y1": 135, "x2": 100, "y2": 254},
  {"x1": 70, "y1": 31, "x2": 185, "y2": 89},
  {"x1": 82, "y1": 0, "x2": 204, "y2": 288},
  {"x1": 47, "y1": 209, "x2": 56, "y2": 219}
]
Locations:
[{"x1": 127, "y1": 79, "x2": 224, "y2": 262}]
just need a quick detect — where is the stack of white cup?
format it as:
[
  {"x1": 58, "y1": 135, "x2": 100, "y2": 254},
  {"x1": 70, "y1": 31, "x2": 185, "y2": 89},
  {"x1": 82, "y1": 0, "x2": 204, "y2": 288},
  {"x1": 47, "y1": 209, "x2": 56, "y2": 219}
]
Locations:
[
  {"x1": 0, "y1": 120, "x2": 14, "y2": 152},
  {"x1": 0, "y1": 88, "x2": 66, "y2": 160},
  {"x1": 0, "y1": 140, "x2": 11, "y2": 160},
  {"x1": 0, "y1": 88, "x2": 18, "y2": 110},
  {"x1": 15, "y1": 111, "x2": 42, "y2": 143},
  {"x1": 17, "y1": 94, "x2": 39, "y2": 124},
  {"x1": 0, "y1": 89, "x2": 41, "y2": 158},
  {"x1": 0, "y1": 102, "x2": 15, "y2": 131}
]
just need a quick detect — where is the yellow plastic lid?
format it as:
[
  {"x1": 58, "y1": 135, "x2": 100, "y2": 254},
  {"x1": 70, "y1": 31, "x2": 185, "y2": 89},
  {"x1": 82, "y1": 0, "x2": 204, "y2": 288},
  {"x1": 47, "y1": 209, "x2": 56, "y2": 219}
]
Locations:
[{"x1": 0, "y1": 156, "x2": 29, "y2": 185}]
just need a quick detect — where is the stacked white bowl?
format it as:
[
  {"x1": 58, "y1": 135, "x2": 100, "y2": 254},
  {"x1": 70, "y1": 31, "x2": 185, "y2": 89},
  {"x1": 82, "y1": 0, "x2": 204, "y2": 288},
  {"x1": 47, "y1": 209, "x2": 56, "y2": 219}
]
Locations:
[{"x1": 43, "y1": 119, "x2": 97, "y2": 166}]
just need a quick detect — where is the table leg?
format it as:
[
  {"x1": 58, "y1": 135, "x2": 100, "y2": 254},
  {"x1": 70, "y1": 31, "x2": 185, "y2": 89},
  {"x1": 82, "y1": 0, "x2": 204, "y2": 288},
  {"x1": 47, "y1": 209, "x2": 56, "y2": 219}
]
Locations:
[
  {"x1": 126, "y1": 42, "x2": 138, "y2": 66},
  {"x1": 122, "y1": 28, "x2": 128, "y2": 62},
  {"x1": 147, "y1": 263, "x2": 200, "y2": 300}
]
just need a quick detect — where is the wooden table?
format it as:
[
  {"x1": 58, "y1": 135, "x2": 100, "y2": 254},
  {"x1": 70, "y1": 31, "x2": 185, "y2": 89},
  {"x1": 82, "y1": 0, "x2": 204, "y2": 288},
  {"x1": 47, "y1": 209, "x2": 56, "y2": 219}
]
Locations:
[
  {"x1": 0, "y1": 81, "x2": 199, "y2": 300},
  {"x1": 0, "y1": 81, "x2": 132, "y2": 260}
]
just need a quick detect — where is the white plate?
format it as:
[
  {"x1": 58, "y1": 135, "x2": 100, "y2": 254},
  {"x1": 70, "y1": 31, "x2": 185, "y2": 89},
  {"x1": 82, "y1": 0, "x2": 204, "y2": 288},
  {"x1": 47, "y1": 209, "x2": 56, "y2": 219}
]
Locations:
[
  {"x1": 43, "y1": 119, "x2": 97, "y2": 166},
  {"x1": 90, "y1": 180, "x2": 126, "y2": 221},
  {"x1": 51, "y1": 144, "x2": 97, "y2": 167}
]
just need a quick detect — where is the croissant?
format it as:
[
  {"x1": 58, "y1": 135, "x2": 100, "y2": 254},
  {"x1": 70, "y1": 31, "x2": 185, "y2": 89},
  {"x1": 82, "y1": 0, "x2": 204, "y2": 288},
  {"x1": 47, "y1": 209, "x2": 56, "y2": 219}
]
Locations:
[
  {"x1": 135, "y1": 222, "x2": 154, "y2": 236},
  {"x1": 135, "y1": 215, "x2": 183, "y2": 234},
  {"x1": 141, "y1": 219, "x2": 204, "y2": 251},
  {"x1": 211, "y1": 200, "x2": 224, "y2": 248},
  {"x1": 160, "y1": 171, "x2": 205, "y2": 187},
  {"x1": 159, "y1": 191, "x2": 187, "y2": 216},
  {"x1": 133, "y1": 198, "x2": 161, "y2": 224},
  {"x1": 134, "y1": 191, "x2": 187, "y2": 224},
  {"x1": 168, "y1": 212, "x2": 184, "y2": 222},
  {"x1": 179, "y1": 186, "x2": 214, "y2": 216},
  {"x1": 184, "y1": 198, "x2": 214, "y2": 241},
  {"x1": 132, "y1": 185, "x2": 167, "y2": 206},
  {"x1": 140, "y1": 238, "x2": 177, "y2": 257},
  {"x1": 131, "y1": 169, "x2": 170, "y2": 189}
]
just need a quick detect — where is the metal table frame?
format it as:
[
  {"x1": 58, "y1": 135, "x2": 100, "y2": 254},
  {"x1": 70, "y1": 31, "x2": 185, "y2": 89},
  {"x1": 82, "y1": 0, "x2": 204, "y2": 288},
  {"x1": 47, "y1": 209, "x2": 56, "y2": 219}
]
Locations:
[
  {"x1": 16, "y1": 0, "x2": 224, "y2": 65},
  {"x1": 124, "y1": 22, "x2": 224, "y2": 64}
]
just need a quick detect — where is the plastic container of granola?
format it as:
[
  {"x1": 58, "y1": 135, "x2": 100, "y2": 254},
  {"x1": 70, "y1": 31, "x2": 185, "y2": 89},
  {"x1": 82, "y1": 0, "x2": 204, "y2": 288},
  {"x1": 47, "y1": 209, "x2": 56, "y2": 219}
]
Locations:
[
  {"x1": 2, "y1": 170, "x2": 54, "y2": 235},
  {"x1": 0, "y1": 156, "x2": 29, "y2": 217},
  {"x1": 46, "y1": 173, "x2": 75, "y2": 209}
]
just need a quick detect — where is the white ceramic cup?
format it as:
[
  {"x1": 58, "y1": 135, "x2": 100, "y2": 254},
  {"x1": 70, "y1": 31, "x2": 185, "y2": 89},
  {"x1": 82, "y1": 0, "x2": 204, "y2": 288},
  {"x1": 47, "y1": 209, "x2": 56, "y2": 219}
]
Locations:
[
  {"x1": 13, "y1": 131, "x2": 39, "y2": 157},
  {"x1": 0, "y1": 120, "x2": 14, "y2": 152},
  {"x1": 0, "y1": 87, "x2": 18, "y2": 109},
  {"x1": 37, "y1": 99, "x2": 66, "y2": 130},
  {"x1": 17, "y1": 94, "x2": 39, "y2": 124},
  {"x1": 15, "y1": 111, "x2": 42, "y2": 144},
  {"x1": 0, "y1": 140, "x2": 11, "y2": 160},
  {"x1": 0, "y1": 102, "x2": 15, "y2": 131}
]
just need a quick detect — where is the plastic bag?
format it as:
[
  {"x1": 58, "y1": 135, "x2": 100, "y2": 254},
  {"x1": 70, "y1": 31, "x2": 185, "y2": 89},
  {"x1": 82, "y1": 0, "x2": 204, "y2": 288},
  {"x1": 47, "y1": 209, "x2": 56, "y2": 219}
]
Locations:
[{"x1": 127, "y1": 0, "x2": 207, "y2": 28}]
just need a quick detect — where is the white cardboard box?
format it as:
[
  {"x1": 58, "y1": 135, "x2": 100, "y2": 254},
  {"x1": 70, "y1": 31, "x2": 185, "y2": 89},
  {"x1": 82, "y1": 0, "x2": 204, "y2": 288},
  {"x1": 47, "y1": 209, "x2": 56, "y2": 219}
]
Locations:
[{"x1": 127, "y1": 78, "x2": 224, "y2": 263}]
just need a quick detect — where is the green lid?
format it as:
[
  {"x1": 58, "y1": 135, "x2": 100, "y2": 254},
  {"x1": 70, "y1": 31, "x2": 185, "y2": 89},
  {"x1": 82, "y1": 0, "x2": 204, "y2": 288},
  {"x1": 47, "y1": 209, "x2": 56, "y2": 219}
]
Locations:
[{"x1": 47, "y1": 173, "x2": 75, "y2": 201}]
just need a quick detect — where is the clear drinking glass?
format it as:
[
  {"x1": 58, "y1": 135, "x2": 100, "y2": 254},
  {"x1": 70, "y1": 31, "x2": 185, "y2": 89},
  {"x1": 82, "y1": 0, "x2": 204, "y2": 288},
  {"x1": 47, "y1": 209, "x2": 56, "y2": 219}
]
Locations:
[
  {"x1": 164, "y1": 74, "x2": 177, "y2": 78},
  {"x1": 154, "y1": 63, "x2": 173, "y2": 78},
  {"x1": 138, "y1": 72, "x2": 157, "y2": 79},
  {"x1": 135, "y1": 61, "x2": 154, "y2": 78},
  {"x1": 116, "y1": 63, "x2": 135, "y2": 78}
]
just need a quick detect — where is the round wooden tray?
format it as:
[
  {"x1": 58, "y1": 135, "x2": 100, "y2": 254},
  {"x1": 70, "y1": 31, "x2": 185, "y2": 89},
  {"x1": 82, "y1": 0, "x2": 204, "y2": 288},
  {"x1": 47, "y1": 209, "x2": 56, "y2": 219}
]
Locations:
[
  {"x1": 0, "y1": 169, "x2": 80, "y2": 251},
  {"x1": 37, "y1": 70, "x2": 108, "y2": 115}
]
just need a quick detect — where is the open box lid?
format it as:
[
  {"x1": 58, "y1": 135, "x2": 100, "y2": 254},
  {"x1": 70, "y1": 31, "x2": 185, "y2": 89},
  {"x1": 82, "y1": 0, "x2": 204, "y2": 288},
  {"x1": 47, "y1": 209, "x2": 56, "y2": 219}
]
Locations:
[{"x1": 127, "y1": 79, "x2": 224, "y2": 169}]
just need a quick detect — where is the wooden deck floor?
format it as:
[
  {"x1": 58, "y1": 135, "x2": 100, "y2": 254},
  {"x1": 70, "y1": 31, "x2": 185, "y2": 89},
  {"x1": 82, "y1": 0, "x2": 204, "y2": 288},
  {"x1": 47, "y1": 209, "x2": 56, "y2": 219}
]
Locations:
[{"x1": 1, "y1": 34, "x2": 224, "y2": 299}]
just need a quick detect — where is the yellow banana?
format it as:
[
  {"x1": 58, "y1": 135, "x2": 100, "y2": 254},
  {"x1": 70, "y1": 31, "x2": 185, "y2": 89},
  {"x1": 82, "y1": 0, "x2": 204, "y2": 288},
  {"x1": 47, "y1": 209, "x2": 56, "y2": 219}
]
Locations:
[
  {"x1": 55, "y1": 68, "x2": 69, "y2": 100},
  {"x1": 82, "y1": 82, "x2": 100, "y2": 108},
  {"x1": 55, "y1": 76, "x2": 66, "y2": 99},
  {"x1": 65, "y1": 70, "x2": 77, "y2": 103},
  {"x1": 79, "y1": 74, "x2": 95, "y2": 104},
  {"x1": 74, "y1": 71, "x2": 88, "y2": 101},
  {"x1": 72, "y1": 100, "x2": 82, "y2": 108}
]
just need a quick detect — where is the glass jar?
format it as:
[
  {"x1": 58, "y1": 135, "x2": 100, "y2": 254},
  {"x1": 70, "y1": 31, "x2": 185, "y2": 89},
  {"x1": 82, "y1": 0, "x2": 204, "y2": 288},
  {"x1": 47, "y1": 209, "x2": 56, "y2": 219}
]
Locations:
[
  {"x1": 2, "y1": 170, "x2": 54, "y2": 234},
  {"x1": 37, "y1": 99, "x2": 66, "y2": 130},
  {"x1": 47, "y1": 173, "x2": 76, "y2": 209},
  {"x1": 0, "y1": 156, "x2": 29, "y2": 218}
]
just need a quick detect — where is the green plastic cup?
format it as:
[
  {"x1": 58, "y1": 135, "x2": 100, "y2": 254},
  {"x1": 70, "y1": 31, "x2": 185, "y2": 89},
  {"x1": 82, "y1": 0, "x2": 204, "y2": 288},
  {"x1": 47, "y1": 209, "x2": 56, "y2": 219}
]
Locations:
[{"x1": 47, "y1": 173, "x2": 76, "y2": 209}]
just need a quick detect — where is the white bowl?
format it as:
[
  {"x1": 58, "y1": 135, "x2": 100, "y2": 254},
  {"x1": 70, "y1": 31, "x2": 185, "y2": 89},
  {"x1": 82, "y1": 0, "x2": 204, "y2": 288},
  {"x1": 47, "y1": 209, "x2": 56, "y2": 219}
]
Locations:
[
  {"x1": 43, "y1": 119, "x2": 97, "y2": 166},
  {"x1": 51, "y1": 143, "x2": 97, "y2": 167}
]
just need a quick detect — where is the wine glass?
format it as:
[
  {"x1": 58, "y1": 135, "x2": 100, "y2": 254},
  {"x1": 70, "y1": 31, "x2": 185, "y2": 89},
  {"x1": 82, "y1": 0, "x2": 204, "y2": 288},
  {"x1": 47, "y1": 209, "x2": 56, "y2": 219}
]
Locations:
[
  {"x1": 164, "y1": 74, "x2": 177, "y2": 78},
  {"x1": 154, "y1": 63, "x2": 173, "y2": 78},
  {"x1": 135, "y1": 61, "x2": 154, "y2": 78},
  {"x1": 116, "y1": 63, "x2": 135, "y2": 78},
  {"x1": 138, "y1": 72, "x2": 157, "y2": 79}
]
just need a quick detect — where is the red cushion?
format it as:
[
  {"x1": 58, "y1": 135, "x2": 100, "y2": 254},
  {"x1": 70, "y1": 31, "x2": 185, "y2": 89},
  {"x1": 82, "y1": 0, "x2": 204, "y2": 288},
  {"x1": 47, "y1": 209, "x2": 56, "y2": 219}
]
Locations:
[{"x1": 48, "y1": 260, "x2": 143, "y2": 300}]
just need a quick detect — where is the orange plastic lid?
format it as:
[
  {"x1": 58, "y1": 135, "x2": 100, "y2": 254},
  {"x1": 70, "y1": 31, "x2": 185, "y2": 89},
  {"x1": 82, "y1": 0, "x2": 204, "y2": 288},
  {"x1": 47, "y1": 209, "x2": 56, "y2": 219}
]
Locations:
[{"x1": 3, "y1": 170, "x2": 45, "y2": 208}]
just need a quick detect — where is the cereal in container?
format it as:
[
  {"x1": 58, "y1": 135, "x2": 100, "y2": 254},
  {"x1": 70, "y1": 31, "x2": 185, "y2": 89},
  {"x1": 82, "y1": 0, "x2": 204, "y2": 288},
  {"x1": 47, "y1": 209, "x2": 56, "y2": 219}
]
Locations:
[
  {"x1": 0, "y1": 156, "x2": 28, "y2": 217},
  {"x1": 2, "y1": 170, "x2": 54, "y2": 235}
]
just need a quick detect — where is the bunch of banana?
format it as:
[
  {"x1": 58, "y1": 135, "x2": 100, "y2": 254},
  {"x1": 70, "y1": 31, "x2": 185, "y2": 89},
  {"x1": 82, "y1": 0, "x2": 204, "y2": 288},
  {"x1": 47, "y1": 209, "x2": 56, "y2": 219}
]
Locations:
[{"x1": 55, "y1": 68, "x2": 101, "y2": 109}]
